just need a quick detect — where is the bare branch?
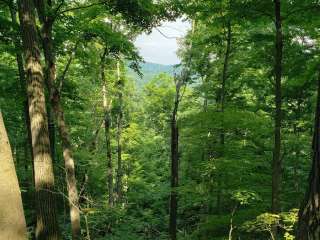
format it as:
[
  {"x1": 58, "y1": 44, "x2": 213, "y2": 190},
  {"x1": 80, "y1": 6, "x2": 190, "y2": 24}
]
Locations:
[{"x1": 156, "y1": 28, "x2": 179, "y2": 40}]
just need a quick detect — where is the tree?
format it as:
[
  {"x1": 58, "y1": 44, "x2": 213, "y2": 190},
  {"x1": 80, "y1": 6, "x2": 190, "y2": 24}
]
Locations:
[
  {"x1": 169, "y1": 72, "x2": 185, "y2": 240},
  {"x1": 271, "y1": 0, "x2": 283, "y2": 215},
  {"x1": 7, "y1": 0, "x2": 34, "y2": 176},
  {"x1": 0, "y1": 111, "x2": 27, "y2": 240},
  {"x1": 2, "y1": 0, "x2": 320, "y2": 239},
  {"x1": 297, "y1": 66, "x2": 320, "y2": 240},
  {"x1": 35, "y1": 1, "x2": 81, "y2": 237},
  {"x1": 100, "y1": 47, "x2": 114, "y2": 206},
  {"x1": 116, "y1": 60, "x2": 124, "y2": 203},
  {"x1": 18, "y1": 0, "x2": 60, "y2": 238}
]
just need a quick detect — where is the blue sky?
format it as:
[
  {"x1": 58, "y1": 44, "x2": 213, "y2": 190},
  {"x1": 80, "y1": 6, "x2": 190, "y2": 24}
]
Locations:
[{"x1": 134, "y1": 19, "x2": 190, "y2": 65}]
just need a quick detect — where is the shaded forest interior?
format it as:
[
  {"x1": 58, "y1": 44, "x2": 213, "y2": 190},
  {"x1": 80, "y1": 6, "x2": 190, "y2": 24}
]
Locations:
[{"x1": 1, "y1": 0, "x2": 320, "y2": 239}]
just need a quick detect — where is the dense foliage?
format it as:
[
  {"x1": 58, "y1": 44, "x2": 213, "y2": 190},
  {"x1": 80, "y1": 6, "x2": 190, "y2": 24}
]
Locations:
[{"x1": 1, "y1": 0, "x2": 320, "y2": 239}]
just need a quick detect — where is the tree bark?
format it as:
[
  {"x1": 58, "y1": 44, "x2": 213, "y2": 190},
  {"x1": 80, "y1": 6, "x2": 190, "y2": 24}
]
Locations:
[
  {"x1": 0, "y1": 111, "x2": 28, "y2": 240},
  {"x1": 34, "y1": 1, "x2": 81, "y2": 238},
  {"x1": 297, "y1": 67, "x2": 320, "y2": 240},
  {"x1": 100, "y1": 49, "x2": 114, "y2": 206},
  {"x1": 47, "y1": 107, "x2": 56, "y2": 162},
  {"x1": 169, "y1": 79, "x2": 182, "y2": 240},
  {"x1": 18, "y1": 0, "x2": 60, "y2": 239},
  {"x1": 8, "y1": 0, "x2": 34, "y2": 177},
  {"x1": 272, "y1": 0, "x2": 283, "y2": 214},
  {"x1": 116, "y1": 61, "x2": 123, "y2": 203},
  {"x1": 216, "y1": 21, "x2": 232, "y2": 215},
  {"x1": 220, "y1": 20, "x2": 231, "y2": 147}
]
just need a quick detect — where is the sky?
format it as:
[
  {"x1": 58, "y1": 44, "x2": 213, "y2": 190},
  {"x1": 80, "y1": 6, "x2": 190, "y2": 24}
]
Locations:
[{"x1": 134, "y1": 19, "x2": 191, "y2": 65}]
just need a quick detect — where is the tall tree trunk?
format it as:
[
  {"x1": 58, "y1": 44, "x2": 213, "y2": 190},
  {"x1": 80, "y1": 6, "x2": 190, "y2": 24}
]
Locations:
[
  {"x1": 35, "y1": 1, "x2": 81, "y2": 238},
  {"x1": 18, "y1": 0, "x2": 60, "y2": 239},
  {"x1": 216, "y1": 21, "x2": 232, "y2": 214},
  {"x1": 52, "y1": 94, "x2": 81, "y2": 239},
  {"x1": 220, "y1": 20, "x2": 231, "y2": 147},
  {"x1": 168, "y1": 23, "x2": 193, "y2": 238},
  {"x1": 272, "y1": 0, "x2": 283, "y2": 214},
  {"x1": 100, "y1": 49, "x2": 114, "y2": 206},
  {"x1": 169, "y1": 79, "x2": 183, "y2": 240},
  {"x1": 116, "y1": 61, "x2": 123, "y2": 203},
  {"x1": 34, "y1": 0, "x2": 56, "y2": 163},
  {"x1": 0, "y1": 112, "x2": 28, "y2": 240},
  {"x1": 297, "y1": 67, "x2": 320, "y2": 240},
  {"x1": 8, "y1": 0, "x2": 34, "y2": 176},
  {"x1": 105, "y1": 101, "x2": 114, "y2": 205}
]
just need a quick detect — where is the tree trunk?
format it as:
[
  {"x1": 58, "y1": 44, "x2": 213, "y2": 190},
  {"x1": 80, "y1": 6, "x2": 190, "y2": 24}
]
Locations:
[
  {"x1": 169, "y1": 79, "x2": 182, "y2": 240},
  {"x1": 220, "y1": 20, "x2": 231, "y2": 147},
  {"x1": 272, "y1": 0, "x2": 283, "y2": 214},
  {"x1": 0, "y1": 111, "x2": 28, "y2": 240},
  {"x1": 100, "y1": 49, "x2": 114, "y2": 206},
  {"x1": 216, "y1": 21, "x2": 232, "y2": 215},
  {"x1": 18, "y1": 0, "x2": 60, "y2": 239},
  {"x1": 35, "y1": 1, "x2": 81, "y2": 238},
  {"x1": 9, "y1": 0, "x2": 34, "y2": 177},
  {"x1": 228, "y1": 205, "x2": 237, "y2": 240},
  {"x1": 116, "y1": 61, "x2": 123, "y2": 203},
  {"x1": 297, "y1": 67, "x2": 320, "y2": 240},
  {"x1": 34, "y1": 0, "x2": 57, "y2": 163},
  {"x1": 105, "y1": 106, "x2": 113, "y2": 205},
  {"x1": 52, "y1": 94, "x2": 81, "y2": 239},
  {"x1": 48, "y1": 107, "x2": 56, "y2": 162}
]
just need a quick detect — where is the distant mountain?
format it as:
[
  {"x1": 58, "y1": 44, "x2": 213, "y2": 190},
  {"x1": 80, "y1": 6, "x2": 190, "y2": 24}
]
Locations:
[{"x1": 127, "y1": 62, "x2": 176, "y2": 88}]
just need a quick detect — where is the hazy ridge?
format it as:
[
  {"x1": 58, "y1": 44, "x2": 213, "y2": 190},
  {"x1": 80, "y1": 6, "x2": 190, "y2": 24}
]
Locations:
[{"x1": 127, "y1": 62, "x2": 175, "y2": 88}]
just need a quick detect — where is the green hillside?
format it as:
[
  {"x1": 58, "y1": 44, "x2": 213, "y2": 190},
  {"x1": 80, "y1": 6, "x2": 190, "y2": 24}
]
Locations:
[{"x1": 127, "y1": 62, "x2": 175, "y2": 88}]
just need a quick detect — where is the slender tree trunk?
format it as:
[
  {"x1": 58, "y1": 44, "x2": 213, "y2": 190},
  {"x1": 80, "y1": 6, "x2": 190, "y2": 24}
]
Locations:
[
  {"x1": 272, "y1": 0, "x2": 283, "y2": 214},
  {"x1": 105, "y1": 104, "x2": 113, "y2": 205},
  {"x1": 293, "y1": 123, "x2": 300, "y2": 196},
  {"x1": 0, "y1": 112, "x2": 28, "y2": 240},
  {"x1": 8, "y1": 0, "x2": 34, "y2": 176},
  {"x1": 216, "y1": 21, "x2": 232, "y2": 214},
  {"x1": 168, "y1": 23, "x2": 193, "y2": 239},
  {"x1": 220, "y1": 21, "x2": 231, "y2": 146},
  {"x1": 169, "y1": 79, "x2": 182, "y2": 240},
  {"x1": 84, "y1": 214, "x2": 91, "y2": 240},
  {"x1": 53, "y1": 94, "x2": 81, "y2": 239},
  {"x1": 116, "y1": 61, "x2": 123, "y2": 203},
  {"x1": 100, "y1": 49, "x2": 114, "y2": 206},
  {"x1": 228, "y1": 205, "x2": 237, "y2": 240},
  {"x1": 18, "y1": 0, "x2": 60, "y2": 239},
  {"x1": 297, "y1": 67, "x2": 320, "y2": 240},
  {"x1": 216, "y1": 178, "x2": 222, "y2": 214}
]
